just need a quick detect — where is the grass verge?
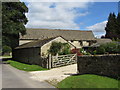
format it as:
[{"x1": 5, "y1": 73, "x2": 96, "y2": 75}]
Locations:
[
  {"x1": 7, "y1": 60, "x2": 48, "y2": 71},
  {"x1": 2, "y1": 55, "x2": 12, "y2": 58},
  {"x1": 57, "y1": 74, "x2": 120, "y2": 88}
]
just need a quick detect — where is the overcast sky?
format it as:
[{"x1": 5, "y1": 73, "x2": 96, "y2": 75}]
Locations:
[{"x1": 20, "y1": 0, "x2": 119, "y2": 38}]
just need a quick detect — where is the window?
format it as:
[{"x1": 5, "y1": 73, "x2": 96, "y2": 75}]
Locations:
[{"x1": 79, "y1": 41, "x2": 83, "y2": 46}]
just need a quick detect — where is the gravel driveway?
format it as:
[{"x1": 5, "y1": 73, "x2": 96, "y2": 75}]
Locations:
[{"x1": 29, "y1": 64, "x2": 77, "y2": 85}]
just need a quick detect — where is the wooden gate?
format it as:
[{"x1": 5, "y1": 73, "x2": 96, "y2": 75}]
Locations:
[{"x1": 51, "y1": 54, "x2": 77, "y2": 68}]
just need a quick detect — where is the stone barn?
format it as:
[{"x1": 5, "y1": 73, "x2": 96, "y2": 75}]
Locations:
[
  {"x1": 19, "y1": 28, "x2": 97, "y2": 48},
  {"x1": 13, "y1": 36, "x2": 76, "y2": 68}
]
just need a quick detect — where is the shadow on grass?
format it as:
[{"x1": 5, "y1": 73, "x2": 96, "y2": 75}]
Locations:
[{"x1": 64, "y1": 73, "x2": 79, "y2": 76}]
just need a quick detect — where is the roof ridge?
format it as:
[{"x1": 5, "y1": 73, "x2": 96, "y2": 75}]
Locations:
[{"x1": 26, "y1": 28, "x2": 92, "y2": 32}]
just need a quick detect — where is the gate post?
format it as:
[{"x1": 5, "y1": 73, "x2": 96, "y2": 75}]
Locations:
[
  {"x1": 76, "y1": 53, "x2": 77, "y2": 63},
  {"x1": 48, "y1": 54, "x2": 52, "y2": 69}
]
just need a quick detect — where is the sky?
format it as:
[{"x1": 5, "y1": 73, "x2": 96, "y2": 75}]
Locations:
[{"x1": 20, "y1": 0, "x2": 119, "y2": 38}]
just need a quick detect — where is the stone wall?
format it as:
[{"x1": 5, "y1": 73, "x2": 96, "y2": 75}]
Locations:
[
  {"x1": 13, "y1": 47, "x2": 48, "y2": 68},
  {"x1": 77, "y1": 54, "x2": 120, "y2": 79}
]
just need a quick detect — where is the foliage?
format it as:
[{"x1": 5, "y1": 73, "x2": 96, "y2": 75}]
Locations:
[
  {"x1": 80, "y1": 48, "x2": 90, "y2": 55},
  {"x1": 48, "y1": 42, "x2": 71, "y2": 55},
  {"x1": 2, "y1": 1, "x2": 28, "y2": 51},
  {"x1": 87, "y1": 42, "x2": 120, "y2": 55},
  {"x1": 96, "y1": 46, "x2": 106, "y2": 54},
  {"x1": 105, "y1": 12, "x2": 120, "y2": 40},
  {"x1": 57, "y1": 74, "x2": 119, "y2": 88},
  {"x1": 7, "y1": 60, "x2": 48, "y2": 71},
  {"x1": 93, "y1": 50, "x2": 97, "y2": 55},
  {"x1": 101, "y1": 42, "x2": 120, "y2": 54},
  {"x1": 2, "y1": 45, "x2": 12, "y2": 53},
  {"x1": 80, "y1": 48, "x2": 84, "y2": 52},
  {"x1": 71, "y1": 48, "x2": 82, "y2": 56},
  {"x1": 48, "y1": 42, "x2": 63, "y2": 55},
  {"x1": 59, "y1": 43, "x2": 70, "y2": 55}
]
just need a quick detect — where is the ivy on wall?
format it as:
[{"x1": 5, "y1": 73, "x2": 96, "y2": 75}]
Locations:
[{"x1": 48, "y1": 42, "x2": 70, "y2": 56}]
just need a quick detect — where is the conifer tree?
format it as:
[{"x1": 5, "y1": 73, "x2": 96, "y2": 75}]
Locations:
[
  {"x1": 116, "y1": 13, "x2": 120, "y2": 39},
  {"x1": 105, "y1": 13, "x2": 118, "y2": 40}
]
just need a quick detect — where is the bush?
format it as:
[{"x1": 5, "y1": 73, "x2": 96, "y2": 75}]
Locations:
[
  {"x1": 48, "y1": 42, "x2": 63, "y2": 56},
  {"x1": 96, "y1": 46, "x2": 106, "y2": 54},
  {"x1": 101, "y1": 42, "x2": 119, "y2": 54},
  {"x1": 48, "y1": 42, "x2": 71, "y2": 55},
  {"x1": 79, "y1": 48, "x2": 91, "y2": 55},
  {"x1": 59, "y1": 46, "x2": 71, "y2": 55},
  {"x1": 71, "y1": 49, "x2": 82, "y2": 56},
  {"x1": 61, "y1": 43, "x2": 70, "y2": 55},
  {"x1": 93, "y1": 50, "x2": 97, "y2": 55},
  {"x1": 2, "y1": 45, "x2": 12, "y2": 54},
  {"x1": 87, "y1": 42, "x2": 120, "y2": 55},
  {"x1": 117, "y1": 44, "x2": 120, "y2": 53},
  {"x1": 80, "y1": 48, "x2": 84, "y2": 53}
]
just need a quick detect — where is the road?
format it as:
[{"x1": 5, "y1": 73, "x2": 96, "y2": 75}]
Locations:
[{"x1": 1, "y1": 63, "x2": 56, "y2": 89}]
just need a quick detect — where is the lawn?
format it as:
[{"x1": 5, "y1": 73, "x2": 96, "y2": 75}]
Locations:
[
  {"x1": 7, "y1": 60, "x2": 48, "y2": 71},
  {"x1": 1, "y1": 55, "x2": 12, "y2": 58},
  {"x1": 57, "y1": 74, "x2": 120, "y2": 88}
]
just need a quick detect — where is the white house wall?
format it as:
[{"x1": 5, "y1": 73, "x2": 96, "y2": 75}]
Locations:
[
  {"x1": 69, "y1": 41, "x2": 90, "y2": 48},
  {"x1": 83, "y1": 41, "x2": 89, "y2": 46},
  {"x1": 69, "y1": 41, "x2": 82, "y2": 48}
]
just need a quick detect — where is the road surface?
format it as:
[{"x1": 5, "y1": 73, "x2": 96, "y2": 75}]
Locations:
[{"x1": 2, "y1": 63, "x2": 56, "y2": 89}]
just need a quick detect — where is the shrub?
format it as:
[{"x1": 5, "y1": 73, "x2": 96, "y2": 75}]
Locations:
[
  {"x1": 48, "y1": 42, "x2": 71, "y2": 55},
  {"x1": 117, "y1": 44, "x2": 120, "y2": 53},
  {"x1": 101, "y1": 42, "x2": 119, "y2": 54},
  {"x1": 93, "y1": 50, "x2": 97, "y2": 55},
  {"x1": 87, "y1": 42, "x2": 120, "y2": 55},
  {"x1": 71, "y1": 48, "x2": 82, "y2": 56},
  {"x1": 59, "y1": 43, "x2": 71, "y2": 55},
  {"x1": 79, "y1": 48, "x2": 91, "y2": 55},
  {"x1": 96, "y1": 46, "x2": 105, "y2": 54},
  {"x1": 80, "y1": 48, "x2": 84, "y2": 53},
  {"x1": 87, "y1": 47, "x2": 97, "y2": 55},
  {"x1": 48, "y1": 42, "x2": 63, "y2": 55}
]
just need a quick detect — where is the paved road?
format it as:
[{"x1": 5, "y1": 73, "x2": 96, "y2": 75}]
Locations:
[{"x1": 2, "y1": 64, "x2": 56, "y2": 89}]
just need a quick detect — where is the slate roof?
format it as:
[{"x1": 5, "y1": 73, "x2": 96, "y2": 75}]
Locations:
[
  {"x1": 16, "y1": 36, "x2": 57, "y2": 49},
  {"x1": 96, "y1": 39, "x2": 112, "y2": 44},
  {"x1": 89, "y1": 38, "x2": 112, "y2": 47},
  {"x1": 16, "y1": 36, "x2": 76, "y2": 49},
  {"x1": 20, "y1": 28, "x2": 95, "y2": 41}
]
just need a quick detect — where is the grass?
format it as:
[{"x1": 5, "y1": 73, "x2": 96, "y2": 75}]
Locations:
[
  {"x1": 57, "y1": 74, "x2": 120, "y2": 88},
  {"x1": 7, "y1": 60, "x2": 48, "y2": 71},
  {"x1": 1, "y1": 55, "x2": 12, "y2": 58}
]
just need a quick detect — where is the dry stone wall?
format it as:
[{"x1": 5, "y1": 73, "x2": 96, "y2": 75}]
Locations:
[{"x1": 77, "y1": 54, "x2": 120, "y2": 79}]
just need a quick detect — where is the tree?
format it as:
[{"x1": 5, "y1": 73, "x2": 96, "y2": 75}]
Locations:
[
  {"x1": 101, "y1": 35, "x2": 105, "y2": 38},
  {"x1": 105, "y1": 12, "x2": 120, "y2": 40},
  {"x1": 105, "y1": 13, "x2": 118, "y2": 40},
  {"x1": 116, "y1": 13, "x2": 120, "y2": 39},
  {"x1": 2, "y1": 1, "x2": 28, "y2": 53}
]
